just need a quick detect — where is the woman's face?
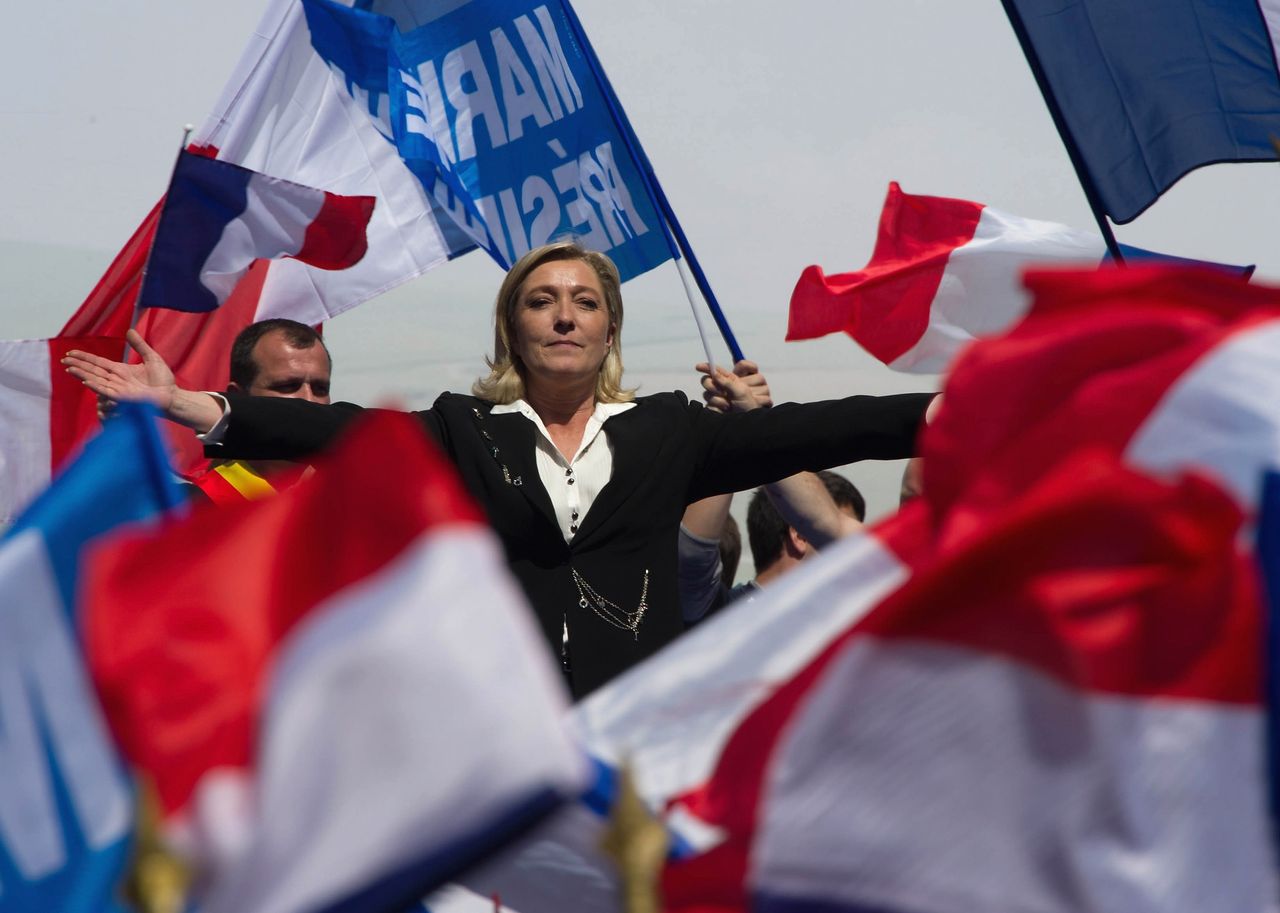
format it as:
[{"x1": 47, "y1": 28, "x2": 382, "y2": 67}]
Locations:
[{"x1": 511, "y1": 259, "x2": 614, "y2": 391}]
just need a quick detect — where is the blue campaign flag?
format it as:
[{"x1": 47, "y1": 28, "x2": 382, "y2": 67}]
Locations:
[
  {"x1": 1002, "y1": 0, "x2": 1280, "y2": 224},
  {"x1": 301, "y1": 0, "x2": 675, "y2": 282},
  {"x1": 0, "y1": 404, "x2": 184, "y2": 913}
]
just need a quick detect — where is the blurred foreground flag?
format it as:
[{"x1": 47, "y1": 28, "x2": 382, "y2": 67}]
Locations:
[
  {"x1": 0, "y1": 403, "x2": 184, "y2": 913},
  {"x1": 1002, "y1": 0, "x2": 1280, "y2": 223},
  {"x1": 438, "y1": 465, "x2": 1279, "y2": 913},
  {"x1": 787, "y1": 182, "x2": 1252, "y2": 374},
  {"x1": 658, "y1": 453, "x2": 1276, "y2": 913},
  {"x1": 440, "y1": 264, "x2": 1280, "y2": 913},
  {"x1": 137, "y1": 150, "x2": 375, "y2": 313},
  {"x1": 84, "y1": 411, "x2": 587, "y2": 913},
  {"x1": 0, "y1": 336, "x2": 123, "y2": 528}
]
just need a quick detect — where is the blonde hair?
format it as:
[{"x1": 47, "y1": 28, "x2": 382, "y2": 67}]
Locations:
[{"x1": 472, "y1": 242, "x2": 635, "y2": 405}]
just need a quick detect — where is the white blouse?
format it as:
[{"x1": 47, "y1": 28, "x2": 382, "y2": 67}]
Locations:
[{"x1": 491, "y1": 399, "x2": 636, "y2": 543}]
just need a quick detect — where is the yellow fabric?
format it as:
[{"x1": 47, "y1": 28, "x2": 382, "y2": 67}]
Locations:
[{"x1": 213, "y1": 460, "x2": 278, "y2": 501}]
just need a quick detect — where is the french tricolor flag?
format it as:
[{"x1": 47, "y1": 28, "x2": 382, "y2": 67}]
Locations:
[
  {"x1": 84, "y1": 411, "x2": 587, "y2": 913},
  {"x1": 137, "y1": 150, "x2": 375, "y2": 313},
  {"x1": 787, "y1": 182, "x2": 1253, "y2": 374}
]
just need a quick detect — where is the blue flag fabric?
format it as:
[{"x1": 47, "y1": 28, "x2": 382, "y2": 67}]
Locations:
[
  {"x1": 1003, "y1": 0, "x2": 1280, "y2": 224},
  {"x1": 1257, "y1": 469, "x2": 1280, "y2": 859},
  {"x1": 0, "y1": 405, "x2": 183, "y2": 913},
  {"x1": 302, "y1": 0, "x2": 674, "y2": 281}
]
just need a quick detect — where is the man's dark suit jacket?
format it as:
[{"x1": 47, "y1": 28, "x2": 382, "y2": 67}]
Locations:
[{"x1": 212, "y1": 389, "x2": 933, "y2": 697}]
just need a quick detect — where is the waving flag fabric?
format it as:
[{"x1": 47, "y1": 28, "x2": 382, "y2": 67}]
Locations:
[
  {"x1": 788, "y1": 182, "x2": 1253, "y2": 374},
  {"x1": 299, "y1": 0, "x2": 674, "y2": 281},
  {"x1": 62, "y1": 0, "x2": 475, "y2": 335},
  {"x1": 138, "y1": 151, "x2": 375, "y2": 313},
  {"x1": 53, "y1": 0, "x2": 481, "y2": 475},
  {"x1": 1001, "y1": 0, "x2": 1280, "y2": 223},
  {"x1": 84, "y1": 411, "x2": 586, "y2": 913},
  {"x1": 0, "y1": 403, "x2": 183, "y2": 913},
  {"x1": 681, "y1": 456, "x2": 1270, "y2": 913},
  {"x1": 0, "y1": 336, "x2": 126, "y2": 529},
  {"x1": 437, "y1": 264, "x2": 1280, "y2": 913}
]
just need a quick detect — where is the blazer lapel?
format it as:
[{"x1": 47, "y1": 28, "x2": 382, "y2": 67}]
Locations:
[
  {"x1": 572, "y1": 403, "x2": 654, "y2": 546},
  {"x1": 481, "y1": 409, "x2": 559, "y2": 527}
]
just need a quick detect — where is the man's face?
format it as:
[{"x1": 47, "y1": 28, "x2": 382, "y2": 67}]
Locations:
[{"x1": 237, "y1": 331, "x2": 332, "y2": 403}]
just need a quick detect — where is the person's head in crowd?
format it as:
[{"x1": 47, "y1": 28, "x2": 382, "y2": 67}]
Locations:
[
  {"x1": 899, "y1": 457, "x2": 924, "y2": 506},
  {"x1": 748, "y1": 470, "x2": 865, "y2": 583},
  {"x1": 718, "y1": 514, "x2": 742, "y2": 589},
  {"x1": 473, "y1": 241, "x2": 631, "y2": 406},
  {"x1": 228, "y1": 319, "x2": 332, "y2": 403}
]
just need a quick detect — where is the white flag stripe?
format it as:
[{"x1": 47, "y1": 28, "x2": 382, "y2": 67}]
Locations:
[
  {"x1": 0, "y1": 530, "x2": 131, "y2": 881},
  {"x1": 0, "y1": 340, "x2": 53, "y2": 529},
  {"x1": 753, "y1": 639, "x2": 1274, "y2": 913},
  {"x1": 1127, "y1": 318, "x2": 1280, "y2": 510},
  {"x1": 440, "y1": 801, "x2": 623, "y2": 913},
  {"x1": 889, "y1": 205, "x2": 1105, "y2": 374},
  {"x1": 201, "y1": 172, "x2": 329, "y2": 305}
]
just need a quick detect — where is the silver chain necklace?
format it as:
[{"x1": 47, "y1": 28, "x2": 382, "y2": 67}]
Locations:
[{"x1": 572, "y1": 568, "x2": 649, "y2": 640}]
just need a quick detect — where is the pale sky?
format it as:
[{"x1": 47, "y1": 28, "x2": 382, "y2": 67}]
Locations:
[{"x1": 4, "y1": 0, "x2": 1279, "y2": 534}]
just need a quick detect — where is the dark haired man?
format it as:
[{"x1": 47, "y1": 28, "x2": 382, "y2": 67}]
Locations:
[
  {"x1": 190, "y1": 319, "x2": 330, "y2": 504},
  {"x1": 740, "y1": 470, "x2": 865, "y2": 596},
  {"x1": 227, "y1": 318, "x2": 331, "y2": 402}
]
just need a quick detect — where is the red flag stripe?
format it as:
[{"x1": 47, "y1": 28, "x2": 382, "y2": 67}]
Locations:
[
  {"x1": 292, "y1": 191, "x2": 376, "y2": 270},
  {"x1": 786, "y1": 181, "x2": 983, "y2": 361},
  {"x1": 47, "y1": 336, "x2": 126, "y2": 472}
]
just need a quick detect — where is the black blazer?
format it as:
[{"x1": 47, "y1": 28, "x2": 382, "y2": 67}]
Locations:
[{"x1": 213, "y1": 390, "x2": 933, "y2": 697}]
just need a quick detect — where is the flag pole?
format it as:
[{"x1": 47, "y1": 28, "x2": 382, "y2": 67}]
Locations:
[
  {"x1": 556, "y1": 0, "x2": 746, "y2": 362},
  {"x1": 127, "y1": 124, "x2": 196, "y2": 359},
  {"x1": 999, "y1": 0, "x2": 1126, "y2": 265}
]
